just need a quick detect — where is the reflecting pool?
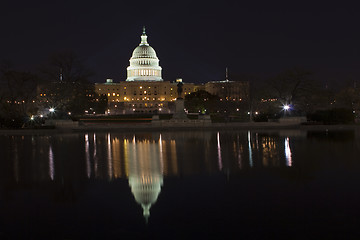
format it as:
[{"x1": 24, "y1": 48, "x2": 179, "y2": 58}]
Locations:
[{"x1": 0, "y1": 129, "x2": 360, "y2": 239}]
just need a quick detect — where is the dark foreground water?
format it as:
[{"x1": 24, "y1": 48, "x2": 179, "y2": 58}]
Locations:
[{"x1": 0, "y1": 129, "x2": 360, "y2": 239}]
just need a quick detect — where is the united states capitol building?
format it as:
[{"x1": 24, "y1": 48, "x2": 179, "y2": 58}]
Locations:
[{"x1": 95, "y1": 28, "x2": 249, "y2": 114}]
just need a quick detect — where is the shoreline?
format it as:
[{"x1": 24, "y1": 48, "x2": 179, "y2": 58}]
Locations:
[{"x1": 0, "y1": 122, "x2": 359, "y2": 135}]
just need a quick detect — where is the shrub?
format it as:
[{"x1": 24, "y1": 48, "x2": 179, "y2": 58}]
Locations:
[{"x1": 307, "y1": 108, "x2": 354, "y2": 124}]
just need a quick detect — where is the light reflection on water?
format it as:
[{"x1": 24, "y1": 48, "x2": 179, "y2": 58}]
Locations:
[
  {"x1": 285, "y1": 137, "x2": 292, "y2": 167},
  {"x1": 248, "y1": 131, "x2": 253, "y2": 168},
  {"x1": 2, "y1": 131, "x2": 302, "y2": 182},
  {"x1": 1, "y1": 129, "x2": 360, "y2": 238},
  {"x1": 49, "y1": 145, "x2": 54, "y2": 180},
  {"x1": 4, "y1": 129, "x2": 358, "y2": 182},
  {"x1": 217, "y1": 132, "x2": 222, "y2": 170},
  {"x1": 1, "y1": 131, "x2": 300, "y2": 219}
]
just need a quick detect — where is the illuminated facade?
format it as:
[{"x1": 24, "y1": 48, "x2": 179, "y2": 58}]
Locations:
[
  {"x1": 94, "y1": 28, "x2": 249, "y2": 114},
  {"x1": 96, "y1": 79, "x2": 199, "y2": 114},
  {"x1": 95, "y1": 28, "x2": 200, "y2": 114}
]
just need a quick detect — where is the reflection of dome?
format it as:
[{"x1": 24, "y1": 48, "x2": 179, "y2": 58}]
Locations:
[
  {"x1": 125, "y1": 138, "x2": 164, "y2": 222},
  {"x1": 129, "y1": 175, "x2": 163, "y2": 222},
  {"x1": 126, "y1": 27, "x2": 162, "y2": 81}
]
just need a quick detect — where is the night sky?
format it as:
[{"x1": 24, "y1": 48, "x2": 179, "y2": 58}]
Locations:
[{"x1": 1, "y1": 1, "x2": 359, "y2": 85}]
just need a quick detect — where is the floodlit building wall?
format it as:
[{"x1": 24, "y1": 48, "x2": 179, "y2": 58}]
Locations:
[{"x1": 95, "y1": 81, "x2": 199, "y2": 114}]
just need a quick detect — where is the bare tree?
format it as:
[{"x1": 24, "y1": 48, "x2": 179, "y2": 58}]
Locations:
[
  {"x1": 41, "y1": 51, "x2": 93, "y2": 83},
  {"x1": 0, "y1": 63, "x2": 39, "y2": 127},
  {"x1": 38, "y1": 51, "x2": 97, "y2": 117},
  {"x1": 268, "y1": 67, "x2": 315, "y2": 115}
]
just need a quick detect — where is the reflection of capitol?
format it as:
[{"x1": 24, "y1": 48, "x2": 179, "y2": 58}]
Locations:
[
  {"x1": 3, "y1": 131, "x2": 297, "y2": 218},
  {"x1": 5, "y1": 131, "x2": 296, "y2": 184},
  {"x1": 126, "y1": 136, "x2": 164, "y2": 221},
  {"x1": 109, "y1": 133, "x2": 178, "y2": 221}
]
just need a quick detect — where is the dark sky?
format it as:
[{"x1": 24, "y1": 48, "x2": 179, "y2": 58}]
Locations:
[{"x1": 1, "y1": 0, "x2": 359, "y2": 85}]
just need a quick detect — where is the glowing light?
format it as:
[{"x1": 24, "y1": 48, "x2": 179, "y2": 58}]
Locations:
[
  {"x1": 248, "y1": 131, "x2": 253, "y2": 167},
  {"x1": 49, "y1": 146, "x2": 55, "y2": 180},
  {"x1": 285, "y1": 137, "x2": 292, "y2": 167},
  {"x1": 283, "y1": 105, "x2": 290, "y2": 111},
  {"x1": 49, "y1": 108, "x2": 55, "y2": 113},
  {"x1": 107, "y1": 133, "x2": 113, "y2": 179},
  {"x1": 217, "y1": 132, "x2": 223, "y2": 170},
  {"x1": 159, "y1": 134, "x2": 164, "y2": 173},
  {"x1": 93, "y1": 133, "x2": 98, "y2": 176},
  {"x1": 85, "y1": 134, "x2": 91, "y2": 178}
]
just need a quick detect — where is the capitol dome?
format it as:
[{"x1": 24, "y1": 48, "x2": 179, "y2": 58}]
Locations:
[{"x1": 126, "y1": 27, "x2": 162, "y2": 81}]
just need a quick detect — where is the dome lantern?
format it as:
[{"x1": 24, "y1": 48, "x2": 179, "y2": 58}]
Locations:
[{"x1": 140, "y1": 26, "x2": 149, "y2": 46}]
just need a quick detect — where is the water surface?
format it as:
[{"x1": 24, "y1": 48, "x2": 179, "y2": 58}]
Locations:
[{"x1": 0, "y1": 129, "x2": 360, "y2": 239}]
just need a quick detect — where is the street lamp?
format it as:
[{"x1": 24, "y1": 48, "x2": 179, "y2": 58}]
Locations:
[{"x1": 282, "y1": 104, "x2": 291, "y2": 117}]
